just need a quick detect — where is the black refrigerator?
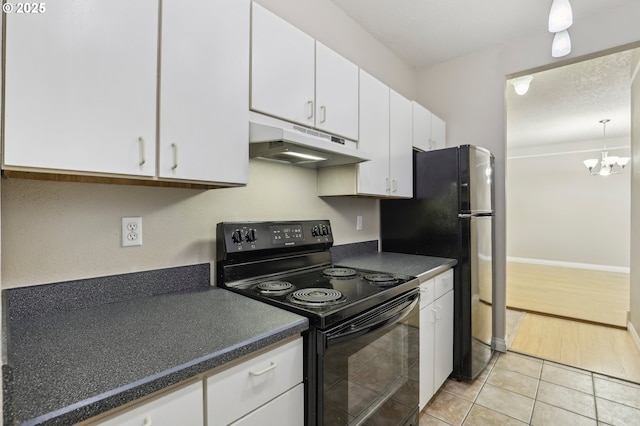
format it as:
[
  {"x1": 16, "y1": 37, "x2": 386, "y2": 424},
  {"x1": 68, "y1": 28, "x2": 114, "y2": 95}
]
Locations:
[{"x1": 380, "y1": 145, "x2": 494, "y2": 380}]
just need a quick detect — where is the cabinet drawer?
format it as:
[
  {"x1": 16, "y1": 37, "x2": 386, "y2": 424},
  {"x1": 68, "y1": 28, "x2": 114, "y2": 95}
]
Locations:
[
  {"x1": 207, "y1": 337, "x2": 303, "y2": 426},
  {"x1": 230, "y1": 383, "x2": 303, "y2": 426},
  {"x1": 435, "y1": 269, "x2": 454, "y2": 299},
  {"x1": 419, "y1": 278, "x2": 435, "y2": 308},
  {"x1": 95, "y1": 381, "x2": 203, "y2": 426}
]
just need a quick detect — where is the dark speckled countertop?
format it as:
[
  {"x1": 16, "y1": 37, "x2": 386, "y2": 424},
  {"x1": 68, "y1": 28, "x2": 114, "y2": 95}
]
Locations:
[
  {"x1": 336, "y1": 252, "x2": 457, "y2": 282},
  {"x1": 2, "y1": 267, "x2": 307, "y2": 426}
]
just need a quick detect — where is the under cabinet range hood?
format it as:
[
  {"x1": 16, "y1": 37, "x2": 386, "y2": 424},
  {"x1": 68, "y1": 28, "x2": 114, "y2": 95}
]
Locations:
[{"x1": 249, "y1": 120, "x2": 371, "y2": 168}]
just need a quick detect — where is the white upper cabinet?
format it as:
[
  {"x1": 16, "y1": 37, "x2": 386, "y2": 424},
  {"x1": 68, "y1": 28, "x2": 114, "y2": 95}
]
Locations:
[
  {"x1": 314, "y1": 42, "x2": 359, "y2": 140},
  {"x1": 357, "y1": 70, "x2": 390, "y2": 196},
  {"x1": 318, "y1": 71, "x2": 413, "y2": 198},
  {"x1": 3, "y1": 0, "x2": 158, "y2": 177},
  {"x1": 160, "y1": 0, "x2": 249, "y2": 184},
  {"x1": 389, "y1": 90, "x2": 413, "y2": 197},
  {"x1": 250, "y1": 2, "x2": 315, "y2": 128},
  {"x1": 412, "y1": 101, "x2": 446, "y2": 151},
  {"x1": 250, "y1": 3, "x2": 358, "y2": 140}
]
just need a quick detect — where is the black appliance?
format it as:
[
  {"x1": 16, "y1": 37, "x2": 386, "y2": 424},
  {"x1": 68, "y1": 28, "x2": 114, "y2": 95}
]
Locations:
[
  {"x1": 380, "y1": 145, "x2": 494, "y2": 380},
  {"x1": 217, "y1": 220, "x2": 420, "y2": 426}
]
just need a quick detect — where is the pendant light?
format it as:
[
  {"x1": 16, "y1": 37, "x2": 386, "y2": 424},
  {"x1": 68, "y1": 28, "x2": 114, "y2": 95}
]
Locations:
[
  {"x1": 548, "y1": 0, "x2": 573, "y2": 32},
  {"x1": 552, "y1": 30, "x2": 572, "y2": 58},
  {"x1": 510, "y1": 75, "x2": 534, "y2": 95}
]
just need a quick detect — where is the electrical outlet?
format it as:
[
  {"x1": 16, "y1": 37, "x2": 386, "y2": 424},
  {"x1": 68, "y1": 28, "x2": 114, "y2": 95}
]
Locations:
[
  {"x1": 356, "y1": 215, "x2": 363, "y2": 231},
  {"x1": 122, "y1": 217, "x2": 142, "y2": 247}
]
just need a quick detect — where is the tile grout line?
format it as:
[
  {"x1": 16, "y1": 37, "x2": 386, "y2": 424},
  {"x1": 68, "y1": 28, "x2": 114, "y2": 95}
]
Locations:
[{"x1": 591, "y1": 371, "x2": 599, "y2": 423}]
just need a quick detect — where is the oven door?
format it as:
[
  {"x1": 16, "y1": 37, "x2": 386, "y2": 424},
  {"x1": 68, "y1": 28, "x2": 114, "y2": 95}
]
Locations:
[{"x1": 317, "y1": 290, "x2": 420, "y2": 426}]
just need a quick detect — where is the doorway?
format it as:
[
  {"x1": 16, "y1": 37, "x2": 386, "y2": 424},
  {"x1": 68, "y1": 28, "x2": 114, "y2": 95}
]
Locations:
[{"x1": 505, "y1": 47, "x2": 639, "y2": 382}]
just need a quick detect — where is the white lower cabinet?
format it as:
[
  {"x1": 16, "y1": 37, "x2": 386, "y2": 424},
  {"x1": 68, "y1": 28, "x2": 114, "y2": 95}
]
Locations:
[
  {"x1": 230, "y1": 383, "x2": 304, "y2": 426},
  {"x1": 95, "y1": 381, "x2": 203, "y2": 426},
  {"x1": 86, "y1": 337, "x2": 303, "y2": 426},
  {"x1": 206, "y1": 337, "x2": 303, "y2": 426},
  {"x1": 420, "y1": 269, "x2": 454, "y2": 409}
]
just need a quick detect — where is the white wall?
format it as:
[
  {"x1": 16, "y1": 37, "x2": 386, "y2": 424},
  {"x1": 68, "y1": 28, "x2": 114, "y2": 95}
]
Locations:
[
  {"x1": 1, "y1": 0, "x2": 419, "y2": 288},
  {"x1": 507, "y1": 141, "x2": 631, "y2": 269},
  {"x1": 416, "y1": 2, "x2": 640, "y2": 344},
  {"x1": 630, "y1": 51, "x2": 640, "y2": 335}
]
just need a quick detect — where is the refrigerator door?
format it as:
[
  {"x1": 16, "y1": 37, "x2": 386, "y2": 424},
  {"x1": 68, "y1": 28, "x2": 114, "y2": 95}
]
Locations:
[
  {"x1": 459, "y1": 145, "x2": 494, "y2": 214},
  {"x1": 461, "y1": 214, "x2": 494, "y2": 379}
]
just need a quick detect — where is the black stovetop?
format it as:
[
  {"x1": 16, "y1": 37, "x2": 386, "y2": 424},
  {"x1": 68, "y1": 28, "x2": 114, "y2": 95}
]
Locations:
[
  {"x1": 221, "y1": 264, "x2": 418, "y2": 328},
  {"x1": 216, "y1": 220, "x2": 419, "y2": 328}
]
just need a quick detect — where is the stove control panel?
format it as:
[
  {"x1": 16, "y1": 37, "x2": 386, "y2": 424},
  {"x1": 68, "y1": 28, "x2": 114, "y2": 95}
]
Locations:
[{"x1": 217, "y1": 220, "x2": 333, "y2": 256}]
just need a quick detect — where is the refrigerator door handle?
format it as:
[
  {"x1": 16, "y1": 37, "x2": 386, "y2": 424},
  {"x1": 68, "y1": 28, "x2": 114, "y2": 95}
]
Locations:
[{"x1": 458, "y1": 212, "x2": 493, "y2": 219}]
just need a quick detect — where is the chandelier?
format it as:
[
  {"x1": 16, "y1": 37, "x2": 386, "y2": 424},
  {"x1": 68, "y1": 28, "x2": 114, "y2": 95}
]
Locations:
[{"x1": 582, "y1": 119, "x2": 630, "y2": 176}]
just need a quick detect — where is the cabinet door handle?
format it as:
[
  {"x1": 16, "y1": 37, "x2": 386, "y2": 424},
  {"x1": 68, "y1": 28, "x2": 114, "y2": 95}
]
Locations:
[
  {"x1": 307, "y1": 100, "x2": 314, "y2": 119},
  {"x1": 171, "y1": 143, "x2": 178, "y2": 170},
  {"x1": 143, "y1": 416, "x2": 152, "y2": 426},
  {"x1": 320, "y1": 105, "x2": 327, "y2": 123},
  {"x1": 249, "y1": 361, "x2": 278, "y2": 376},
  {"x1": 436, "y1": 305, "x2": 442, "y2": 321},
  {"x1": 392, "y1": 179, "x2": 398, "y2": 193},
  {"x1": 431, "y1": 308, "x2": 437, "y2": 324},
  {"x1": 385, "y1": 177, "x2": 390, "y2": 192},
  {"x1": 138, "y1": 137, "x2": 146, "y2": 167}
]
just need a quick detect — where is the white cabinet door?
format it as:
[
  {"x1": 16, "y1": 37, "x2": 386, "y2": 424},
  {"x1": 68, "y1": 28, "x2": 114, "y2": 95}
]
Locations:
[
  {"x1": 315, "y1": 42, "x2": 359, "y2": 140},
  {"x1": 419, "y1": 291, "x2": 435, "y2": 410},
  {"x1": 412, "y1": 101, "x2": 446, "y2": 151},
  {"x1": 357, "y1": 70, "x2": 390, "y2": 196},
  {"x1": 230, "y1": 383, "x2": 304, "y2": 426},
  {"x1": 434, "y1": 290, "x2": 454, "y2": 391},
  {"x1": 251, "y1": 2, "x2": 315, "y2": 127},
  {"x1": 207, "y1": 338, "x2": 303, "y2": 426},
  {"x1": 3, "y1": 0, "x2": 157, "y2": 177},
  {"x1": 431, "y1": 113, "x2": 447, "y2": 150},
  {"x1": 95, "y1": 381, "x2": 203, "y2": 426},
  {"x1": 160, "y1": 0, "x2": 249, "y2": 184},
  {"x1": 389, "y1": 90, "x2": 413, "y2": 198},
  {"x1": 412, "y1": 101, "x2": 432, "y2": 152}
]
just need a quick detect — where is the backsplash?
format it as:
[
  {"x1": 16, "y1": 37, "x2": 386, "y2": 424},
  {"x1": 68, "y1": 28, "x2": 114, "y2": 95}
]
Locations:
[
  {"x1": 3, "y1": 263, "x2": 210, "y2": 321},
  {"x1": 331, "y1": 240, "x2": 378, "y2": 263}
]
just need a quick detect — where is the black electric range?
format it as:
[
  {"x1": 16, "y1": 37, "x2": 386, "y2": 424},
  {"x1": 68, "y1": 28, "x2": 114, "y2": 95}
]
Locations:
[{"x1": 216, "y1": 220, "x2": 421, "y2": 426}]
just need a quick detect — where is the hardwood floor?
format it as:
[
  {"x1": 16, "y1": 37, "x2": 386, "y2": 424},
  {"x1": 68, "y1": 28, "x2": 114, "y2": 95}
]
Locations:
[
  {"x1": 506, "y1": 261, "x2": 630, "y2": 327},
  {"x1": 505, "y1": 262, "x2": 640, "y2": 383},
  {"x1": 507, "y1": 309, "x2": 640, "y2": 383}
]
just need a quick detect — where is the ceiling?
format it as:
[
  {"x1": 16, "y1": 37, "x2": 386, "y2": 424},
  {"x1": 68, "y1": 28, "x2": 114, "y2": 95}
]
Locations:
[{"x1": 330, "y1": 0, "x2": 638, "y2": 148}]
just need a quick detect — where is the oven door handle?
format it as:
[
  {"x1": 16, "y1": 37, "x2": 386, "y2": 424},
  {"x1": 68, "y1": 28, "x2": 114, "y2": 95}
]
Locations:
[{"x1": 326, "y1": 294, "x2": 419, "y2": 346}]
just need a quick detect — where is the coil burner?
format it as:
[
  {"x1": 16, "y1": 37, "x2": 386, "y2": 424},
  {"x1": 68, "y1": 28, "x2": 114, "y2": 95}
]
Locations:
[
  {"x1": 322, "y1": 267, "x2": 358, "y2": 279},
  {"x1": 288, "y1": 288, "x2": 346, "y2": 307},
  {"x1": 363, "y1": 274, "x2": 400, "y2": 287},
  {"x1": 254, "y1": 280, "x2": 294, "y2": 296}
]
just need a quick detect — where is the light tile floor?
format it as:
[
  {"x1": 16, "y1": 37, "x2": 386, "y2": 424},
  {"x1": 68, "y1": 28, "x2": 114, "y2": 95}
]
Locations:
[{"x1": 419, "y1": 351, "x2": 640, "y2": 425}]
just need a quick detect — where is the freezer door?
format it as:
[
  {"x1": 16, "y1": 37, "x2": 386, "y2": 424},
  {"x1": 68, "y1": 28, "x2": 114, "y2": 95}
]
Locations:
[{"x1": 459, "y1": 145, "x2": 494, "y2": 214}]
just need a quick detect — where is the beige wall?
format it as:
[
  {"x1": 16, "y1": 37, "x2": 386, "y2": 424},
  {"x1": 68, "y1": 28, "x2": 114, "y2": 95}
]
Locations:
[
  {"x1": 416, "y1": 2, "x2": 640, "y2": 343},
  {"x1": 1, "y1": 0, "x2": 420, "y2": 288},
  {"x1": 507, "y1": 141, "x2": 631, "y2": 269},
  {"x1": 630, "y1": 51, "x2": 640, "y2": 333}
]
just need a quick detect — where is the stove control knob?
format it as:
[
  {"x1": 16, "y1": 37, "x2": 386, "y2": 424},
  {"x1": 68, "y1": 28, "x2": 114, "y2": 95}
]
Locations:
[
  {"x1": 245, "y1": 228, "x2": 257, "y2": 243},
  {"x1": 231, "y1": 230, "x2": 243, "y2": 244},
  {"x1": 312, "y1": 226, "x2": 320, "y2": 237},
  {"x1": 320, "y1": 225, "x2": 328, "y2": 236}
]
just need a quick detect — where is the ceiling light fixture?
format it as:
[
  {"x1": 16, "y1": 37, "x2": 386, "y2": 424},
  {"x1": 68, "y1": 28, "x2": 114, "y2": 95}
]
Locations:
[
  {"x1": 582, "y1": 119, "x2": 630, "y2": 176},
  {"x1": 510, "y1": 75, "x2": 534, "y2": 95},
  {"x1": 548, "y1": 0, "x2": 573, "y2": 32},
  {"x1": 551, "y1": 30, "x2": 571, "y2": 58},
  {"x1": 548, "y1": 0, "x2": 572, "y2": 58}
]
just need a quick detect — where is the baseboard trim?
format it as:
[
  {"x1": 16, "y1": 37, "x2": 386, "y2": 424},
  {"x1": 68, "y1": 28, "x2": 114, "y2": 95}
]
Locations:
[
  {"x1": 507, "y1": 257, "x2": 630, "y2": 274},
  {"x1": 628, "y1": 320, "x2": 640, "y2": 353},
  {"x1": 492, "y1": 337, "x2": 507, "y2": 353}
]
